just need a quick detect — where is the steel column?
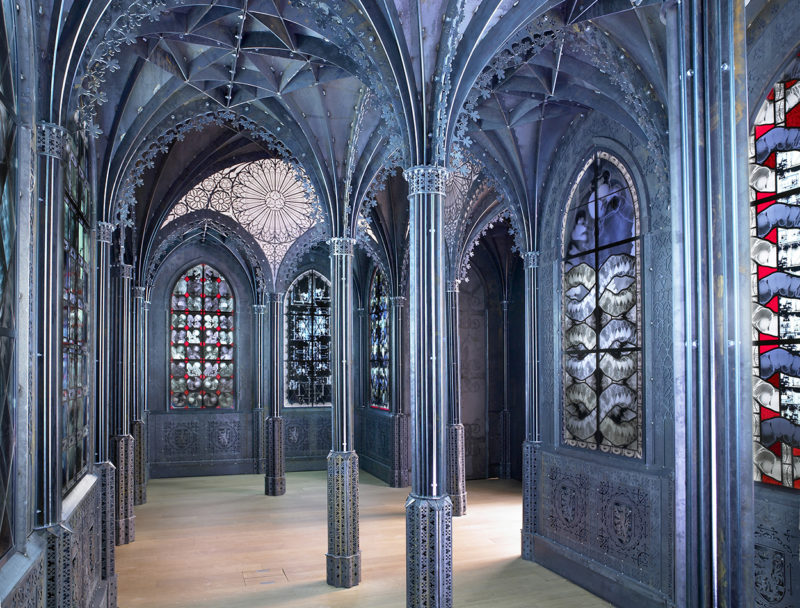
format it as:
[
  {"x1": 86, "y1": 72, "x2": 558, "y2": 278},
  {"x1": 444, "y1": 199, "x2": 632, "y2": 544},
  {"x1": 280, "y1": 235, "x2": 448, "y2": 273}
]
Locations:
[
  {"x1": 113, "y1": 263, "x2": 135, "y2": 545},
  {"x1": 265, "y1": 293, "x2": 286, "y2": 495},
  {"x1": 664, "y1": 1, "x2": 753, "y2": 605},
  {"x1": 390, "y1": 296, "x2": 410, "y2": 487},
  {"x1": 132, "y1": 286, "x2": 147, "y2": 506},
  {"x1": 36, "y1": 122, "x2": 67, "y2": 528},
  {"x1": 499, "y1": 300, "x2": 511, "y2": 479},
  {"x1": 521, "y1": 250, "x2": 539, "y2": 561},
  {"x1": 326, "y1": 237, "x2": 360, "y2": 588},
  {"x1": 445, "y1": 281, "x2": 466, "y2": 516},
  {"x1": 253, "y1": 303, "x2": 267, "y2": 475},
  {"x1": 404, "y1": 165, "x2": 452, "y2": 608}
]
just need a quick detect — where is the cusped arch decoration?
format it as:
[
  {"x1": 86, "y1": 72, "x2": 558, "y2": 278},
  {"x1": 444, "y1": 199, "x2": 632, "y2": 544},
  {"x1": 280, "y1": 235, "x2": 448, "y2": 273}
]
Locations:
[{"x1": 145, "y1": 210, "x2": 271, "y2": 295}]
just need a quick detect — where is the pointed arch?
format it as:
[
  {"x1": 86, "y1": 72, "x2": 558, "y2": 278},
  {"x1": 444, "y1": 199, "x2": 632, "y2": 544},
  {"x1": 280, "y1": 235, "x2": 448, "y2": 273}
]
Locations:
[{"x1": 561, "y1": 150, "x2": 642, "y2": 458}]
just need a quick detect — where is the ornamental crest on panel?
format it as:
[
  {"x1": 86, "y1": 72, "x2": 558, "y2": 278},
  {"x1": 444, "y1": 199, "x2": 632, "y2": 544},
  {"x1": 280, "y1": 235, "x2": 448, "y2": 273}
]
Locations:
[{"x1": 755, "y1": 544, "x2": 787, "y2": 605}]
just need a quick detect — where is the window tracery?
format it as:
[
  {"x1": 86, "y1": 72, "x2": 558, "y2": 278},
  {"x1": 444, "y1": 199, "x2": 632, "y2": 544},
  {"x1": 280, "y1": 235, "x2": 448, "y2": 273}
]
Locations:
[
  {"x1": 62, "y1": 134, "x2": 92, "y2": 493},
  {"x1": 369, "y1": 269, "x2": 390, "y2": 409},
  {"x1": 561, "y1": 151, "x2": 642, "y2": 458},
  {"x1": 169, "y1": 264, "x2": 236, "y2": 410},
  {"x1": 751, "y1": 76, "x2": 800, "y2": 489},
  {"x1": 162, "y1": 159, "x2": 319, "y2": 282},
  {"x1": 285, "y1": 271, "x2": 331, "y2": 406}
]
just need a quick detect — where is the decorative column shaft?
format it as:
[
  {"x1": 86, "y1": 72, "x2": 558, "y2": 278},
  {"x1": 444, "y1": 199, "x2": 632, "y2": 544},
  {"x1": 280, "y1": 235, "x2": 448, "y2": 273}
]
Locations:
[
  {"x1": 36, "y1": 122, "x2": 67, "y2": 528},
  {"x1": 253, "y1": 303, "x2": 268, "y2": 475},
  {"x1": 390, "y1": 296, "x2": 410, "y2": 488},
  {"x1": 521, "y1": 251, "x2": 539, "y2": 561},
  {"x1": 326, "y1": 237, "x2": 360, "y2": 588},
  {"x1": 132, "y1": 286, "x2": 148, "y2": 506},
  {"x1": 664, "y1": 1, "x2": 753, "y2": 605},
  {"x1": 445, "y1": 281, "x2": 466, "y2": 516},
  {"x1": 500, "y1": 300, "x2": 511, "y2": 479},
  {"x1": 404, "y1": 165, "x2": 452, "y2": 608},
  {"x1": 265, "y1": 293, "x2": 286, "y2": 495},
  {"x1": 95, "y1": 221, "x2": 117, "y2": 596},
  {"x1": 113, "y1": 262, "x2": 135, "y2": 545}
]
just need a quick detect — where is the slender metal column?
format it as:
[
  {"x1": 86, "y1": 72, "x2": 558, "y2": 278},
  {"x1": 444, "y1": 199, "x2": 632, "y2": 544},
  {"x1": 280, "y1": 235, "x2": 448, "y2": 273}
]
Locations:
[
  {"x1": 521, "y1": 250, "x2": 539, "y2": 561},
  {"x1": 36, "y1": 122, "x2": 67, "y2": 528},
  {"x1": 499, "y1": 300, "x2": 511, "y2": 479},
  {"x1": 265, "y1": 292, "x2": 286, "y2": 495},
  {"x1": 95, "y1": 221, "x2": 115, "y2": 463},
  {"x1": 664, "y1": 1, "x2": 753, "y2": 606},
  {"x1": 132, "y1": 286, "x2": 147, "y2": 506},
  {"x1": 390, "y1": 296, "x2": 410, "y2": 488},
  {"x1": 253, "y1": 303, "x2": 267, "y2": 475},
  {"x1": 445, "y1": 281, "x2": 466, "y2": 516},
  {"x1": 404, "y1": 165, "x2": 452, "y2": 608},
  {"x1": 94, "y1": 220, "x2": 117, "y2": 594},
  {"x1": 113, "y1": 263, "x2": 135, "y2": 545},
  {"x1": 326, "y1": 237, "x2": 360, "y2": 588}
]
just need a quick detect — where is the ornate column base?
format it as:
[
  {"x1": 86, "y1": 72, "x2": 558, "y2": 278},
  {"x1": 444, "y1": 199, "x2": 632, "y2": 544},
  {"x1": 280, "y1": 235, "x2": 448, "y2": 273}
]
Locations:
[
  {"x1": 113, "y1": 434, "x2": 136, "y2": 545},
  {"x1": 253, "y1": 408, "x2": 266, "y2": 474},
  {"x1": 44, "y1": 524, "x2": 73, "y2": 608},
  {"x1": 521, "y1": 440, "x2": 539, "y2": 561},
  {"x1": 131, "y1": 420, "x2": 147, "y2": 505},
  {"x1": 390, "y1": 413, "x2": 410, "y2": 488},
  {"x1": 98, "y1": 461, "x2": 118, "y2": 605},
  {"x1": 406, "y1": 494, "x2": 453, "y2": 608},
  {"x1": 499, "y1": 410, "x2": 512, "y2": 479},
  {"x1": 265, "y1": 416, "x2": 286, "y2": 496},
  {"x1": 326, "y1": 450, "x2": 360, "y2": 588},
  {"x1": 447, "y1": 423, "x2": 467, "y2": 516}
]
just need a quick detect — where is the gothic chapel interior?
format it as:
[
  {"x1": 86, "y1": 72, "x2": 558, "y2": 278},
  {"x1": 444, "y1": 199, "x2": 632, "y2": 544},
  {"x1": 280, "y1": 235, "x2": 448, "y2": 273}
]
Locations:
[{"x1": 0, "y1": 0, "x2": 798, "y2": 606}]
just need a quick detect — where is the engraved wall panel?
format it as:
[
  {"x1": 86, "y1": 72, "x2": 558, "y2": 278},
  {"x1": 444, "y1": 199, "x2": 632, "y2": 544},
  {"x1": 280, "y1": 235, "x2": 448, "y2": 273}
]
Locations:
[
  {"x1": 539, "y1": 450, "x2": 671, "y2": 594},
  {"x1": 754, "y1": 484, "x2": 800, "y2": 607},
  {"x1": 283, "y1": 408, "x2": 331, "y2": 471}
]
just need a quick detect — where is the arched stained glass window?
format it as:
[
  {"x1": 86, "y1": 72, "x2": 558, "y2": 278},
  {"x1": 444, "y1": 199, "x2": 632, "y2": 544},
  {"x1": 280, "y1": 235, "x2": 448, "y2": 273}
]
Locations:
[
  {"x1": 369, "y1": 269, "x2": 390, "y2": 409},
  {"x1": 62, "y1": 133, "x2": 92, "y2": 494},
  {"x1": 169, "y1": 264, "x2": 235, "y2": 410},
  {"x1": 285, "y1": 271, "x2": 331, "y2": 406},
  {"x1": 561, "y1": 151, "x2": 642, "y2": 459},
  {"x1": 750, "y1": 77, "x2": 800, "y2": 489}
]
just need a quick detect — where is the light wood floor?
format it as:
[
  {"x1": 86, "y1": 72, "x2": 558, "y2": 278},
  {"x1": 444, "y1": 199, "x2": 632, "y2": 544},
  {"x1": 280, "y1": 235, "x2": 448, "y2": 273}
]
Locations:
[{"x1": 117, "y1": 471, "x2": 609, "y2": 607}]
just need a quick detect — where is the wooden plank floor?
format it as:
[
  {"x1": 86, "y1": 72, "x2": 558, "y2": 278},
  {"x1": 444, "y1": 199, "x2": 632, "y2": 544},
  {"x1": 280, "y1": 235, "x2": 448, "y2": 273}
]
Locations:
[{"x1": 117, "y1": 471, "x2": 609, "y2": 607}]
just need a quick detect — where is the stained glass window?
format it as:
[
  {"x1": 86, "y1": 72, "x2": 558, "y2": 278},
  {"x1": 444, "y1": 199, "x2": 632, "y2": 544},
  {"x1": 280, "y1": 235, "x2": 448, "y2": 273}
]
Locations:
[
  {"x1": 62, "y1": 134, "x2": 91, "y2": 494},
  {"x1": 285, "y1": 271, "x2": 331, "y2": 406},
  {"x1": 169, "y1": 264, "x2": 235, "y2": 410},
  {"x1": 750, "y1": 77, "x2": 800, "y2": 489},
  {"x1": 0, "y1": 5, "x2": 16, "y2": 557},
  {"x1": 369, "y1": 269, "x2": 390, "y2": 409},
  {"x1": 561, "y1": 151, "x2": 641, "y2": 458}
]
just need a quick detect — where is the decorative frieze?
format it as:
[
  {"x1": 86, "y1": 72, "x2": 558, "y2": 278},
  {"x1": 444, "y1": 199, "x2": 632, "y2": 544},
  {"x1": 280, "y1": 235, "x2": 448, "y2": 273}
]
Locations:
[
  {"x1": 36, "y1": 122, "x2": 68, "y2": 160},
  {"x1": 97, "y1": 221, "x2": 115, "y2": 244},
  {"x1": 403, "y1": 165, "x2": 448, "y2": 196},
  {"x1": 523, "y1": 250, "x2": 539, "y2": 269},
  {"x1": 329, "y1": 236, "x2": 355, "y2": 257},
  {"x1": 120, "y1": 264, "x2": 134, "y2": 280}
]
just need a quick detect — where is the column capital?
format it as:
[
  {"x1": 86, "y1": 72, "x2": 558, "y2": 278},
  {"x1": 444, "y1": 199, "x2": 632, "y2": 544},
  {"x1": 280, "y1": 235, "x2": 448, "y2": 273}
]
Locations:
[
  {"x1": 390, "y1": 296, "x2": 406, "y2": 306},
  {"x1": 121, "y1": 264, "x2": 134, "y2": 280},
  {"x1": 36, "y1": 122, "x2": 69, "y2": 160},
  {"x1": 267, "y1": 292, "x2": 284, "y2": 303},
  {"x1": 97, "y1": 221, "x2": 116, "y2": 244},
  {"x1": 523, "y1": 250, "x2": 540, "y2": 269},
  {"x1": 446, "y1": 280, "x2": 459, "y2": 293},
  {"x1": 403, "y1": 165, "x2": 449, "y2": 196},
  {"x1": 253, "y1": 304, "x2": 267, "y2": 314},
  {"x1": 133, "y1": 286, "x2": 146, "y2": 299},
  {"x1": 329, "y1": 237, "x2": 356, "y2": 256}
]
